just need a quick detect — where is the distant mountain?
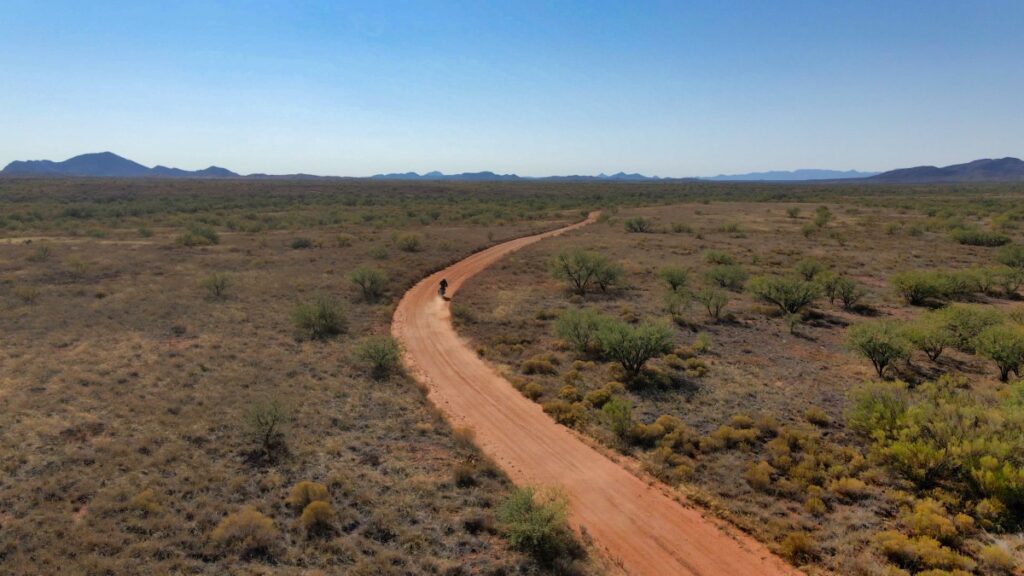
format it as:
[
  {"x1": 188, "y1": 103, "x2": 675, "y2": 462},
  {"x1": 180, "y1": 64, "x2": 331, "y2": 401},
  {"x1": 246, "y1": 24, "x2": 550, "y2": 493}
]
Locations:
[
  {"x1": 705, "y1": 169, "x2": 878, "y2": 181},
  {"x1": 2, "y1": 152, "x2": 239, "y2": 178},
  {"x1": 371, "y1": 170, "x2": 521, "y2": 181},
  {"x1": 369, "y1": 170, "x2": 695, "y2": 182},
  {"x1": 868, "y1": 157, "x2": 1024, "y2": 183}
]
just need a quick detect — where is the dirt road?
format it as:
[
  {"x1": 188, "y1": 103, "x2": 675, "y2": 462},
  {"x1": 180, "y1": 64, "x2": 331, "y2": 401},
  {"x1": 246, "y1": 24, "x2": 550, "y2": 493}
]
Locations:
[{"x1": 392, "y1": 213, "x2": 801, "y2": 576}]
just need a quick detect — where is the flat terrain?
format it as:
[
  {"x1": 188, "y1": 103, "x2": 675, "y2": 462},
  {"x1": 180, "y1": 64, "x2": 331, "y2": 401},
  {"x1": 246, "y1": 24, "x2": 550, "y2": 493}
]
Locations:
[
  {"x1": 454, "y1": 195, "x2": 1024, "y2": 574},
  {"x1": 4, "y1": 179, "x2": 1024, "y2": 575},
  {"x1": 0, "y1": 179, "x2": 610, "y2": 575},
  {"x1": 393, "y1": 212, "x2": 799, "y2": 576}
]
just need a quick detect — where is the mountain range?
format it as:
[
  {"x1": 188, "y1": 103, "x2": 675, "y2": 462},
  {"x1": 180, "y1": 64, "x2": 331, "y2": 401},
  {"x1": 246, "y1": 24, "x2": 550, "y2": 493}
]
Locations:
[
  {"x1": 866, "y1": 157, "x2": 1024, "y2": 183},
  {"x1": 3, "y1": 152, "x2": 1023, "y2": 183},
  {"x1": 2, "y1": 152, "x2": 240, "y2": 179},
  {"x1": 706, "y1": 169, "x2": 877, "y2": 181}
]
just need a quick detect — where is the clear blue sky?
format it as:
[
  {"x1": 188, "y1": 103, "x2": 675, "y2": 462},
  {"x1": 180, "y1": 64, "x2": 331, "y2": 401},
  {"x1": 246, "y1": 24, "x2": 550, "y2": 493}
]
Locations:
[{"x1": 2, "y1": 1, "x2": 1022, "y2": 177}]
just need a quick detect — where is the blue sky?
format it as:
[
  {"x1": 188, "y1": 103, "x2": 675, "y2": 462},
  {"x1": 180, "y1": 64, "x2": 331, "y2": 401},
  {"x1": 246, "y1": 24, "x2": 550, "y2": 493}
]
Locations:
[{"x1": 2, "y1": 1, "x2": 1022, "y2": 176}]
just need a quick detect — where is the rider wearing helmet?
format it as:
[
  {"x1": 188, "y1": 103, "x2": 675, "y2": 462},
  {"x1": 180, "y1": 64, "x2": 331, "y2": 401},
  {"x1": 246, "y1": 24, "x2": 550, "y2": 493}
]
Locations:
[{"x1": 439, "y1": 278, "x2": 449, "y2": 298}]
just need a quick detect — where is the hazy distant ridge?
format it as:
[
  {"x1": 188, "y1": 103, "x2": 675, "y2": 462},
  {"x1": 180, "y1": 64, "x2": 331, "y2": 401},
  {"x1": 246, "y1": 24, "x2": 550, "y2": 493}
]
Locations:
[
  {"x1": 868, "y1": 157, "x2": 1024, "y2": 183},
  {"x1": 706, "y1": 169, "x2": 877, "y2": 181},
  {"x1": 4, "y1": 152, "x2": 1023, "y2": 183},
  {"x1": 2, "y1": 152, "x2": 239, "y2": 179}
]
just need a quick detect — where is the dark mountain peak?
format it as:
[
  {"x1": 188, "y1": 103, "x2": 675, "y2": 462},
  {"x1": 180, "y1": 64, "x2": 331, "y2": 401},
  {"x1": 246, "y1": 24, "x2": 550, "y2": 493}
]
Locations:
[
  {"x1": 869, "y1": 157, "x2": 1024, "y2": 183},
  {"x1": 2, "y1": 153, "x2": 238, "y2": 178}
]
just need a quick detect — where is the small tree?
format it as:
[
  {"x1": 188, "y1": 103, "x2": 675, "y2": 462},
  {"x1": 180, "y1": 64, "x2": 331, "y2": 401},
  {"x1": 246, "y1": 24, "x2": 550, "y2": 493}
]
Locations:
[
  {"x1": 891, "y1": 271, "x2": 944, "y2": 305},
  {"x1": 795, "y1": 258, "x2": 826, "y2": 281},
  {"x1": 349, "y1": 266, "x2": 388, "y2": 302},
  {"x1": 748, "y1": 275, "x2": 819, "y2": 315},
  {"x1": 292, "y1": 296, "x2": 347, "y2": 340},
  {"x1": 355, "y1": 336, "x2": 403, "y2": 380},
  {"x1": 595, "y1": 320, "x2": 674, "y2": 378},
  {"x1": 996, "y1": 266, "x2": 1024, "y2": 297},
  {"x1": 496, "y1": 487, "x2": 574, "y2": 564},
  {"x1": 624, "y1": 217, "x2": 653, "y2": 233},
  {"x1": 847, "y1": 320, "x2": 911, "y2": 378},
  {"x1": 836, "y1": 277, "x2": 866, "y2": 310},
  {"x1": 705, "y1": 264, "x2": 748, "y2": 291},
  {"x1": 554, "y1": 308, "x2": 610, "y2": 355},
  {"x1": 904, "y1": 314, "x2": 955, "y2": 362},
  {"x1": 935, "y1": 304, "x2": 1004, "y2": 353},
  {"x1": 814, "y1": 206, "x2": 832, "y2": 228},
  {"x1": 974, "y1": 325, "x2": 1024, "y2": 381},
  {"x1": 592, "y1": 257, "x2": 624, "y2": 293},
  {"x1": 702, "y1": 250, "x2": 735, "y2": 265},
  {"x1": 996, "y1": 244, "x2": 1024, "y2": 269},
  {"x1": 658, "y1": 266, "x2": 688, "y2": 292},
  {"x1": 551, "y1": 249, "x2": 620, "y2": 296},
  {"x1": 695, "y1": 286, "x2": 729, "y2": 320},
  {"x1": 245, "y1": 397, "x2": 291, "y2": 459},
  {"x1": 202, "y1": 272, "x2": 232, "y2": 300}
]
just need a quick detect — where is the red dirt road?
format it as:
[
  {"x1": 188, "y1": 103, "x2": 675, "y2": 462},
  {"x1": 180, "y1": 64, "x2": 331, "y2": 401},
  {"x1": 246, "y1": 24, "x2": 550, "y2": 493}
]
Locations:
[{"x1": 392, "y1": 214, "x2": 801, "y2": 576}]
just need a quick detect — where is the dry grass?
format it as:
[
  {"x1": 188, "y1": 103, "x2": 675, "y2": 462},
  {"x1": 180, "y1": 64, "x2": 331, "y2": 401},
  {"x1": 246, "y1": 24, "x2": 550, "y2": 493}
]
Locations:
[
  {"x1": 454, "y1": 196, "x2": 1024, "y2": 574},
  {"x1": 0, "y1": 179, "x2": 602, "y2": 574}
]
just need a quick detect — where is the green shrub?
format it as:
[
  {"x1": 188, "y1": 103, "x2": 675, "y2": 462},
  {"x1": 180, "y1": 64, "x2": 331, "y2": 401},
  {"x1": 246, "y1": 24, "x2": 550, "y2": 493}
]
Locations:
[
  {"x1": 396, "y1": 233, "x2": 423, "y2": 252},
  {"x1": 542, "y1": 400, "x2": 587, "y2": 428},
  {"x1": 595, "y1": 319, "x2": 674, "y2": 379},
  {"x1": 995, "y1": 266, "x2": 1024, "y2": 296},
  {"x1": 996, "y1": 244, "x2": 1024, "y2": 269},
  {"x1": 292, "y1": 296, "x2": 347, "y2": 340},
  {"x1": 592, "y1": 257, "x2": 625, "y2": 293},
  {"x1": 873, "y1": 530, "x2": 976, "y2": 572},
  {"x1": 847, "y1": 320, "x2": 911, "y2": 378},
  {"x1": 974, "y1": 324, "x2": 1024, "y2": 381},
  {"x1": 550, "y1": 248, "x2": 621, "y2": 296},
  {"x1": 834, "y1": 276, "x2": 867, "y2": 309},
  {"x1": 934, "y1": 304, "x2": 1004, "y2": 352},
  {"x1": 695, "y1": 286, "x2": 729, "y2": 320},
  {"x1": 892, "y1": 271, "x2": 945, "y2": 305},
  {"x1": 702, "y1": 250, "x2": 735, "y2": 265},
  {"x1": 658, "y1": 266, "x2": 688, "y2": 292},
  {"x1": 951, "y1": 227, "x2": 1010, "y2": 247},
  {"x1": 496, "y1": 487, "x2": 574, "y2": 564},
  {"x1": 748, "y1": 275, "x2": 819, "y2": 315},
  {"x1": 355, "y1": 336, "x2": 403, "y2": 380},
  {"x1": 201, "y1": 272, "x2": 232, "y2": 300},
  {"x1": 602, "y1": 396, "x2": 633, "y2": 439},
  {"x1": 290, "y1": 237, "x2": 313, "y2": 249},
  {"x1": 584, "y1": 382, "x2": 622, "y2": 408},
  {"x1": 786, "y1": 207, "x2": 800, "y2": 218},
  {"x1": 245, "y1": 397, "x2": 291, "y2": 459},
  {"x1": 705, "y1": 264, "x2": 748, "y2": 291},
  {"x1": 814, "y1": 206, "x2": 832, "y2": 228},
  {"x1": 349, "y1": 266, "x2": 388, "y2": 302},
  {"x1": 554, "y1": 308, "x2": 611, "y2": 355},
  {"x1": 795, "y1": 258, "x2": 826, "y2": 281},
  {"x1": 177, "y1": 224, "x2": 220, "y2": 247},
  {"x1": 624, "y1": 217, "x2": 653, "y2": 233},
  {"x1": 904, "y1": 314, "x2": 955, "y2": 361},
  {"x1": 847, "y1": 380, "x2": 909, "y2": 438}
]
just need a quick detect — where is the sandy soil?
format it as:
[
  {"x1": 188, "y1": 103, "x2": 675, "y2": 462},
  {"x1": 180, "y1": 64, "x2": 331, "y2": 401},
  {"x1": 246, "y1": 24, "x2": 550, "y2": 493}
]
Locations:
[{"x1": 392, "y1": 213, "x2": 802, "y2": 576}]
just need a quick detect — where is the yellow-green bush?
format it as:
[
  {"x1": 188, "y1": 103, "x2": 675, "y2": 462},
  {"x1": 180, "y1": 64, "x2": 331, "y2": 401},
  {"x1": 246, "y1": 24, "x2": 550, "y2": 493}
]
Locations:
[{"x1": 285, "y1": 481, "x2": 330, "y2": 510}]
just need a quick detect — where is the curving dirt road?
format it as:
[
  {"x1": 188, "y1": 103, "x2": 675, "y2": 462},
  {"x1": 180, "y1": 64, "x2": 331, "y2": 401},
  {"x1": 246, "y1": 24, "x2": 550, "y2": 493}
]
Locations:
[{"x1": 392, "y1": 214, "x2": 801, "y2": 576}]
